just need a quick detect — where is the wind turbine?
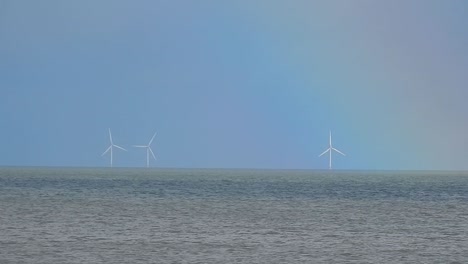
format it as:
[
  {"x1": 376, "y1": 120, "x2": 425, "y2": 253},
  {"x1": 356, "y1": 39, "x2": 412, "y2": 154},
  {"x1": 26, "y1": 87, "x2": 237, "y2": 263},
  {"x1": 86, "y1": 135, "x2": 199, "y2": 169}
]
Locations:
[
  {"x1": 319, "y1": 130, "x2": 345, "y2": 170},
  {"x1": 102, "y1": 128, "x2": 127, "y2": 167},
  {"x1": 133, "y1": 132, "x2": 157, "y2": 167}
]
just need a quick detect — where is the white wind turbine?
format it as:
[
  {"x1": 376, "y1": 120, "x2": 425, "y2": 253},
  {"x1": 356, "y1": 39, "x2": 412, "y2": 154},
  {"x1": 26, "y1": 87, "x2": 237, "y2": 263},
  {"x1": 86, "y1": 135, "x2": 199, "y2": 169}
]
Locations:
[
  {"x1": 319, "y1": 130, "x2": 345, "y2": 170},
  {"x1": 102, "y1": 128, "x2": 127, "y2": 167},
  {"x1": 133, "y1": 132, "x2": 157, "y2": 167}
]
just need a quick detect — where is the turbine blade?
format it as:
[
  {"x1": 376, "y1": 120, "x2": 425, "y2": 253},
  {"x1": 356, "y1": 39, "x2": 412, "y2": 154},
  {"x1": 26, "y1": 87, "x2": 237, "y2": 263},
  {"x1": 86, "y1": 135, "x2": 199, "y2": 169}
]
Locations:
[
  {"x1": 114, "y1": 144, "x2": 127, "y2": 151},
  {"x1": 329, "y1": 130, "x2": 332, "y2": 146},
  {"x1": 149, "y1": 147, "x2": 156, "y2": 160},
  {"x1": 102, "y1": 146, "x2": 111, "y2": 156},
  {"x1": 133, "y1": 145, "x2": 147, "y2": 148},
  {"x1": 148, "y1": 132, "x2": 157, "y2": 146},
  {"x1": 108, "y1": 128, "x2": 113, "y2": 144},
  {"x1": 332, "y1": 147, "x2": 345, "y2": 156},
  {"x1": 319, "y1": 148, "x2": 330, "y2": 157}
]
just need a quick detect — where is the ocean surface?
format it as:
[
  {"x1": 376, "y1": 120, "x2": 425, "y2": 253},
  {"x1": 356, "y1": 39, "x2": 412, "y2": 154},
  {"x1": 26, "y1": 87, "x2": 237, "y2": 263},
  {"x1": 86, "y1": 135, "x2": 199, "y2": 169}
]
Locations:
[{"x1": 1, "y1": 167, "x2": 468, "y2": 263}]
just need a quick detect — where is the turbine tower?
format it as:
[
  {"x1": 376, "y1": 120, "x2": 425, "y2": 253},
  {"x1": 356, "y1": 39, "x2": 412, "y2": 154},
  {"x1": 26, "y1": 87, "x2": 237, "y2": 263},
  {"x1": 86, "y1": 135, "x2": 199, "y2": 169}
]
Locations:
[
  {"x1": 133, "y1": 132, "x2": 157, "y2": 167},
  {"x1": 319, "y1": 130, "x2": 345, "y2": 170},
  {"x1": 102, "y1": 128, "x2": 127, "y2": 167}
]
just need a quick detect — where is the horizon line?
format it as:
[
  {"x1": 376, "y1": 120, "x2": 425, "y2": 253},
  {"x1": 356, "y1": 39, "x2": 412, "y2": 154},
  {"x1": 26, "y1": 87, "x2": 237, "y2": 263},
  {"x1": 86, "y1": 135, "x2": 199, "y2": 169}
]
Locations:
[{"x1": 0, "y1": 165, "x2": 467, "y2": 173}]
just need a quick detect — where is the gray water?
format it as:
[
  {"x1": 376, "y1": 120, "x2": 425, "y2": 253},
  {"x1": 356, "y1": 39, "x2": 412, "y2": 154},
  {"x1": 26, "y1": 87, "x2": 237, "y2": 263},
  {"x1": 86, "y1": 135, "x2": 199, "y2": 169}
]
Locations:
[{"x1": 1, "y1": 167, "x2": 468, "y2": 263}]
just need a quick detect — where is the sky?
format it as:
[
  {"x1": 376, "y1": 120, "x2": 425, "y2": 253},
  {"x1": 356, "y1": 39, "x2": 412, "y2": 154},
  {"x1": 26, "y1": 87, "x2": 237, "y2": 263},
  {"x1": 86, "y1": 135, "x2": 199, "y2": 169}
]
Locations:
[{"x1": 1, "y1": 0, "x2": 467, "y2": 170}]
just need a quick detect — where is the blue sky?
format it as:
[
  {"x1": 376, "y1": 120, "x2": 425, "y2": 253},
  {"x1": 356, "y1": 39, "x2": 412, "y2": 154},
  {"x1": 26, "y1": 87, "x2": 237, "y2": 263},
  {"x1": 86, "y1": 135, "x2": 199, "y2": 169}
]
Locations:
[{"x1": 1, "y1": 1, "x2": 468, "y2": 170}]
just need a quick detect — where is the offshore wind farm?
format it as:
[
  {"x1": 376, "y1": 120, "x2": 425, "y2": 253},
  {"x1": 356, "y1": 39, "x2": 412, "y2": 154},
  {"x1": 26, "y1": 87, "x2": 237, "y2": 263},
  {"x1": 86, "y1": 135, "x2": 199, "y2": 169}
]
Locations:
[{"x1": 101, "y1": 129, "x2": 346, "y2": 169}]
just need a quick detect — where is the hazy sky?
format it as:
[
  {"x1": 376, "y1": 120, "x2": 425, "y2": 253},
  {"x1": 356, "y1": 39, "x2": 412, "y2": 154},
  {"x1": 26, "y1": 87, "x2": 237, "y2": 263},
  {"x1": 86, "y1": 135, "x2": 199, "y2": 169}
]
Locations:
[{"x1": 1, "y1": 1, "x2": 467, "y2": 170}]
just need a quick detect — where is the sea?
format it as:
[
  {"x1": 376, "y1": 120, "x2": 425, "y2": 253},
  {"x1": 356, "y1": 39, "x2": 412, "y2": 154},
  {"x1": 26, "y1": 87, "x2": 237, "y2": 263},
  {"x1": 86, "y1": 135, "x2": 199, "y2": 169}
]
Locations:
[{"x1": 1, "y1": 167, "x2": 467, "y2": 263}]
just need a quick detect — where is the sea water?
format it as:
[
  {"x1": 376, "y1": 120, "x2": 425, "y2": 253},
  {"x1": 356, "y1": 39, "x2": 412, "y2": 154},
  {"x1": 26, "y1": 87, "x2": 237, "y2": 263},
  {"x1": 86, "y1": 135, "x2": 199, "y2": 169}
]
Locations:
[{"x1": 1, "y1": 167, "x2": 467, "y2": 263}]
